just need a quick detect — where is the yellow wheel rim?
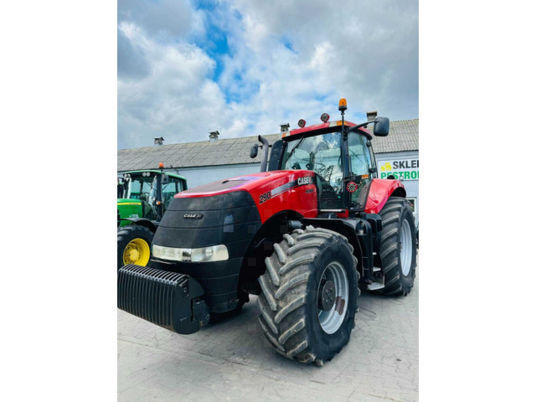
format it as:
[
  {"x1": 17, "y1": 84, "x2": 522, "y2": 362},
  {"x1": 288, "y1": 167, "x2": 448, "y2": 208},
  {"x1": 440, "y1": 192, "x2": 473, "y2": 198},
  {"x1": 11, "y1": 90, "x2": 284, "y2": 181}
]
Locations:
[{"x1": 122, "y1": 238, "x2": 151, "y2": 266}]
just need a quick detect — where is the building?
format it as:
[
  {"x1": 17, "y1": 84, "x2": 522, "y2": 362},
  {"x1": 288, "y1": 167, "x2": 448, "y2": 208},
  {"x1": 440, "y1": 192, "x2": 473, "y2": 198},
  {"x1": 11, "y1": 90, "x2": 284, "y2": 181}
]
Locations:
[{"x1": 118, "y1": 118, "x2": 419, "y2": 220}]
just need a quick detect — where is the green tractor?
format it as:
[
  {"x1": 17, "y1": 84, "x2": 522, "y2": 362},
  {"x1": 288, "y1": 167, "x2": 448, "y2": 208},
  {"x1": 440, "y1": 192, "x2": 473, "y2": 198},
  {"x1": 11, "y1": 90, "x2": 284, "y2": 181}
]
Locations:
[{"x1": 117, "y1": 165, "x2": 187, "y2": 268}]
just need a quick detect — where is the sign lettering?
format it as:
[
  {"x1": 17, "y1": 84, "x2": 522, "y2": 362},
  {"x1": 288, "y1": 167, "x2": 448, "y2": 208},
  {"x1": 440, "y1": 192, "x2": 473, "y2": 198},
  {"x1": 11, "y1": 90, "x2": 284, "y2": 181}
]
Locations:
[{"x1": 379, "y1": 158, "x2": 419, "y2": 181}]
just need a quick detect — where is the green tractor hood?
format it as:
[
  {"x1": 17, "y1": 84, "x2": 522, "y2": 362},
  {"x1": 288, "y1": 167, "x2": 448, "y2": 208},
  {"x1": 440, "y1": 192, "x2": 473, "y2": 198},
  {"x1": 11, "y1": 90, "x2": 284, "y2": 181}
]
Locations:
[{"x1": 117, "y1": 198, "x2": 143, "y2": 226}]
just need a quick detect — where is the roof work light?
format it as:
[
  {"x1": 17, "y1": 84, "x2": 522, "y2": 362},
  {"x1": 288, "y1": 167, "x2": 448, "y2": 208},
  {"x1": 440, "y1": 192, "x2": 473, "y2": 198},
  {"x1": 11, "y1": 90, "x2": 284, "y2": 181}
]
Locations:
[
  {"x1": 320, "y1": 113, "x2": 330, "y2": 122},
  {"x1": 298, "y1": 119, "x2": 306, "y2": 128}
]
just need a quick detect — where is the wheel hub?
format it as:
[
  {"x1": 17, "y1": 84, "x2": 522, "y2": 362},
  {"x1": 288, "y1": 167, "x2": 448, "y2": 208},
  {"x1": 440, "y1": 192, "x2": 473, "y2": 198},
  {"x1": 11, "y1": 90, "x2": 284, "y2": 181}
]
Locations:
[
  {"x1": 320, "y1": 280, "x2": 336, "y2": 311},
  {"x1": 317, "y1": 261, "x2": 349, "y2": 334},
  {"x1": 128, "y1": 248, "x2": 140, "y2": 262},
  {"x1": 400, "y1": 219, "x2": 413, "y2": 276},
  {"x1": 122, "y1": 237, "x2": 151, "y2": 266}
]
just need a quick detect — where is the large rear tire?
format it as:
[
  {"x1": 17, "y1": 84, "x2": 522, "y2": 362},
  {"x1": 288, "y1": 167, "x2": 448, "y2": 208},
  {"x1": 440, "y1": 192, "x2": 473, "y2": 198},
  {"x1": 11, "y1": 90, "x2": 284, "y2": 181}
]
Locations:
[
  {"x1": 376, "y1": 197, "x2": 417, "y2": 296},
  {"x1": 117, "y1": 225, "x2": 154, "y2": 269},
  {"x1": 257, "y1": 226, "x2": 359, "y2": 365}
]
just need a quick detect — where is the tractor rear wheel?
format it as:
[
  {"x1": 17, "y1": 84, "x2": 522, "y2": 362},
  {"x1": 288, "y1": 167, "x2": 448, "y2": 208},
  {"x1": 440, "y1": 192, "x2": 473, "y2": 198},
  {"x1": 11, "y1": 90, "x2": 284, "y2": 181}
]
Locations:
[
  {"x1": 117, "y1": 225, "x2": 154, "y2": 269},
  {"x1": 257, "y1": 226, "x2": 359, "y2": 365},
  {"x1": 376, "y1": 197, "x2": 417, "y2": 296}
]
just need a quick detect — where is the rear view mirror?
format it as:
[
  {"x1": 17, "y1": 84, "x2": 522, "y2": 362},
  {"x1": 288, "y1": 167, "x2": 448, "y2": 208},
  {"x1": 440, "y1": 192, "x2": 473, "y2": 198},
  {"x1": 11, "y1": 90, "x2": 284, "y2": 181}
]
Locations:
[
  {"x1": 161, "y1": 174, "x2": 170, "y2": 184},
  {"x1": 373, "y1": 117, "x2": 389, "y2": 136},
  {"x1": 250, "y1": 143, "x2": 259, "y2": 158}
]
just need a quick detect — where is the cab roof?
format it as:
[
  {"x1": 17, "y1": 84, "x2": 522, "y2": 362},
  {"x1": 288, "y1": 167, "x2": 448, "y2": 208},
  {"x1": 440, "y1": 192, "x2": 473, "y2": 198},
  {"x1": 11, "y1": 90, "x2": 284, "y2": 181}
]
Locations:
[
  {"x1": 123, "y1": 169, "x2": 186, "y2": 181},
  {"x1": 288, "y1": 120, "x2": 372, "y2": 139}
]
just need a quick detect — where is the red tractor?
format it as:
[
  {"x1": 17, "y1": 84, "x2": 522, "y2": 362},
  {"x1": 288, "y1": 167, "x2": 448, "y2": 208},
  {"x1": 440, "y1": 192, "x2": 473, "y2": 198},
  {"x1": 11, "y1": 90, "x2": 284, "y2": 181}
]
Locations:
[{"x1": 118, "y1": 99, "x2": 417, "y2": 366}]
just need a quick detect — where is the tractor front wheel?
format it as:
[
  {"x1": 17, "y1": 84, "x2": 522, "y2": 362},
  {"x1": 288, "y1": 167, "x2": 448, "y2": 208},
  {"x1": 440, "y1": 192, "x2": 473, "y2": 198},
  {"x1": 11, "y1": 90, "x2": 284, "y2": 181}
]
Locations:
[
  {"x1": 376, "y1": 196, "x2": 417, "y2": 296},
  {"x1": 257, "y1": 226, "x2": 359, "y2": 365},
  {"x1": 117, "y1": 225, "x2": 154, "y2": 269}
]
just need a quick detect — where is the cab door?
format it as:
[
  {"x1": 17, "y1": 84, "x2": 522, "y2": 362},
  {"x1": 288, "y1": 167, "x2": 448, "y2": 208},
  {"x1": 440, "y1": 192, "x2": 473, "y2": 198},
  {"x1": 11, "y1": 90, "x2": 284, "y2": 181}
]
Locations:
[
  {"x1": 161, "y1": 176, "x2": 186, "y2": 212},
  {"x1": 346, "y1": 132, "x2": 376, "y2": 211}
]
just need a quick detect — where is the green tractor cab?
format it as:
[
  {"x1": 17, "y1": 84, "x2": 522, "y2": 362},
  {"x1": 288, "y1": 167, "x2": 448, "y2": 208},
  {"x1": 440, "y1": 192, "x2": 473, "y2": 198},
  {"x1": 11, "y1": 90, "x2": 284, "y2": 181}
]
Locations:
[{"x1": 117, "y1": 167, "x2": 187, "y2": 268}]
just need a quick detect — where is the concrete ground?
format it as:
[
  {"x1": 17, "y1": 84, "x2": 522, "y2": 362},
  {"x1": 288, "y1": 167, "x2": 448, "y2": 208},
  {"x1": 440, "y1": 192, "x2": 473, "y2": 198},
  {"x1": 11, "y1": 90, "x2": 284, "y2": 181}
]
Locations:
[{"x1": 118, "y1": 269, "x2": 418, "y2": 402}]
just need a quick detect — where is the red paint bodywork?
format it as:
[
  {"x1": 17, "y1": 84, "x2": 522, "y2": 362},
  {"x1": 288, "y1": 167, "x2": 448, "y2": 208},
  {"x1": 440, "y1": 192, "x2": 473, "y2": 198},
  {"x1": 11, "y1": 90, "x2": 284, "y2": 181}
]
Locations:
[
  {"x1": 177, "y1": 173, "x2": 404, "y2": 221},
  {"x1": 176, "y1": 171, "x2": 318, "y2": 223},
  {"x1": 364, "y1": 179, "x2": 405, "y2": 214}
]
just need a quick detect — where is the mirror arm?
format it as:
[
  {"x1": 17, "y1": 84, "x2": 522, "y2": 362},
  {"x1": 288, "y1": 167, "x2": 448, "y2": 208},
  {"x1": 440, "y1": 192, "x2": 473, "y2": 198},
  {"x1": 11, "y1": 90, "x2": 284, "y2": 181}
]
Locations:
[{"x1": 347, "y1": 120, "x2": 376, "y2": 133}]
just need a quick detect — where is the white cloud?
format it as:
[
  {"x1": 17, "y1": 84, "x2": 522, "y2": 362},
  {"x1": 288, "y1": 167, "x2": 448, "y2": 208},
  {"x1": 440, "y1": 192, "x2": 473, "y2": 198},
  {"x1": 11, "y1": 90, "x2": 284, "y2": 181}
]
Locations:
[
  {"x1": 118, "y1": 0, "x2": 418, "y2": 148},
  {"x1": 222, "y1": 0, "x2": 418, "y2": 121},
  {"x1": 118, "y1": 22, "x2": 232, "y2": 148}
]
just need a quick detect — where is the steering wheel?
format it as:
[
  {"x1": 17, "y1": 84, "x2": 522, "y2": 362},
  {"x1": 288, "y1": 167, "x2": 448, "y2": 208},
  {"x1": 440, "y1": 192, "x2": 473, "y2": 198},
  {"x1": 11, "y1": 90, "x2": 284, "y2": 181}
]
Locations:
[
  {"x1": 323, "y1": 165, "x2": 334, "y2": 181},
  {"x1": 315, "y1": 161, "x2": 326, "y2": 170}
]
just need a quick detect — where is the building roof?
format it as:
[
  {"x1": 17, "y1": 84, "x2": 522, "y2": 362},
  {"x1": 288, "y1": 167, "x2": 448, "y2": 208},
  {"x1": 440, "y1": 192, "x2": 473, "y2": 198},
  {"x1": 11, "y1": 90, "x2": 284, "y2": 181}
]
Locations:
[{"x1": 118, "y1": 118, "x2": 418, "y2": 171}]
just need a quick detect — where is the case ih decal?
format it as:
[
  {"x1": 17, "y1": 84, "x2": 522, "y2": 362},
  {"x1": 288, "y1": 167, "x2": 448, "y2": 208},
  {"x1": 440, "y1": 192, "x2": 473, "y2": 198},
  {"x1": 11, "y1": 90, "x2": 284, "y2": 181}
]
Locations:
[{"x1": 259, "y1": 176, "x2": 314, "y2": 203}]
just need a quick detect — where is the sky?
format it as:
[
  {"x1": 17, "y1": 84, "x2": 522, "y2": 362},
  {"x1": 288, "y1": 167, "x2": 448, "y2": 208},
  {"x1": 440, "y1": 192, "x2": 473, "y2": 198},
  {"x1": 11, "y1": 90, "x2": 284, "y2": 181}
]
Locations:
[{"x1": 118, "y1": 0, "x2": 418, "y2": 149}]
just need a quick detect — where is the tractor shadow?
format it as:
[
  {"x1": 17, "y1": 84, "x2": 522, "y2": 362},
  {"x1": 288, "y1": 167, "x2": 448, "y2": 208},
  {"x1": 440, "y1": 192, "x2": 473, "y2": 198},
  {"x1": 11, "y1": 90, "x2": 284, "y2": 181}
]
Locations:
[{"x1": 191, "y1": 291, "x2": 388, "y2": 372}]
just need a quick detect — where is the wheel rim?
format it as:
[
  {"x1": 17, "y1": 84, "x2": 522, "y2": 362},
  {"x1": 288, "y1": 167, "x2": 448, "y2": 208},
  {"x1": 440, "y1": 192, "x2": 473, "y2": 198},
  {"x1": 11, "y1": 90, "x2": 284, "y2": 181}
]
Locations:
[
  {"x1": 317, "y1": 261, "x2": 349, "y2": 334},
  {"x1": 400, "y1": 219, "x2": 412, "y2": 276},
  {"x1": 122, "y1": 238, "x2": 151, "y2": 266}
]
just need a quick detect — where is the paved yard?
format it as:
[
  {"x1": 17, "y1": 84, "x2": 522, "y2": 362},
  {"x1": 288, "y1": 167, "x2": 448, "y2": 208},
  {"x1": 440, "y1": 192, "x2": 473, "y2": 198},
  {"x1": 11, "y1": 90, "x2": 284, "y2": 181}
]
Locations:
[{"x1": 118, "y1": 269, "x2": 418, "y2": 401}]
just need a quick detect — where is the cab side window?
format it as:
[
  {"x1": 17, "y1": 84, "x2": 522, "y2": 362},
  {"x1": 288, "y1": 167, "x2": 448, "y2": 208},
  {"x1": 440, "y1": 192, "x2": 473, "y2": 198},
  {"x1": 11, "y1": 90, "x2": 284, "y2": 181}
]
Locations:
[
  {"x1": 162, "y1": 179, "x2": 179, "y2": 209},
  {"x1": 178, "y1": 179, "x2": 186, "y2": 192},
  {"x1": 348, "y1": 133, "x2": 373, "y2": 175}
]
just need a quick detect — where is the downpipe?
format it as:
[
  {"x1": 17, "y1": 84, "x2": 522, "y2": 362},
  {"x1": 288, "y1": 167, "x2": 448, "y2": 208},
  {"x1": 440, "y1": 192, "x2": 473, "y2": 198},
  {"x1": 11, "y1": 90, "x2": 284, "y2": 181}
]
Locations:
[{"x1": 118, "y1": 264, "x2": 210, "y2": 334}]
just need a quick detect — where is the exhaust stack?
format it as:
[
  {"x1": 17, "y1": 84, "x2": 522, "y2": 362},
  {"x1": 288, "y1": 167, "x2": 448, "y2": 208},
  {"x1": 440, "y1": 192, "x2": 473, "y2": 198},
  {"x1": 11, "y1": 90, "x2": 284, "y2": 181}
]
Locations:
[{"x1": 258, "y1": 135, "x2": 270, "y2": 172}]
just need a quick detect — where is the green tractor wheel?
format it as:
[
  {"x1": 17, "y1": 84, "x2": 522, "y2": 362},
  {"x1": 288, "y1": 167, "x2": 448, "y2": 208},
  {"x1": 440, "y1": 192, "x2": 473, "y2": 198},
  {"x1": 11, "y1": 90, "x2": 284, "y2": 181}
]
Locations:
[{"x1": 117, "y1": 225, "x2": 154, "y2": 269}]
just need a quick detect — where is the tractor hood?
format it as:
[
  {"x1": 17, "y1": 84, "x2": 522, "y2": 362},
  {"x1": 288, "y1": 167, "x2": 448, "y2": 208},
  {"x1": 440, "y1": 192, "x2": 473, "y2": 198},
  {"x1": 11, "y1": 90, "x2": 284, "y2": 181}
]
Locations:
[
  {"x1": 117, "y1": 198, "x2": 143, "y2": 225},
  {"x1": 117, "y1": 198, "x2": 142, "y2": 206},
  {"x1": 175, "y1": 171, "x2": 297, "y2": 198},
  {"x1": 174, "y1": 171, "x2": 319, "y2": 222}
]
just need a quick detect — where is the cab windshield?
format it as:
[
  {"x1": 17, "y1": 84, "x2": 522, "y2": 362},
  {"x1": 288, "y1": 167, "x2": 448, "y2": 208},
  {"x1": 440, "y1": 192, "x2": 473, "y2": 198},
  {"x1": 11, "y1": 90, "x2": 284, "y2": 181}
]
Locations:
[
  {"x1": 281, "y1": 132, "x2": 343, "y2": 194},
  {"x1": 125, "y1": 173, "x2": 157, "y2": 203}
]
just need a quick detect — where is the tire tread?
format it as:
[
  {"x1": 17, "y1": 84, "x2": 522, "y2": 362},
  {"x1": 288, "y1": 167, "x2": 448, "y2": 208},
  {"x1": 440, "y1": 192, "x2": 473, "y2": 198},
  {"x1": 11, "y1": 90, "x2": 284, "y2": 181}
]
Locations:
[
  {"x1": 257, "y1": 226, "x2": 359, "y2": 365},
  {"x1": 374, "y1": 197, "x2": 416, "y2": 296}
]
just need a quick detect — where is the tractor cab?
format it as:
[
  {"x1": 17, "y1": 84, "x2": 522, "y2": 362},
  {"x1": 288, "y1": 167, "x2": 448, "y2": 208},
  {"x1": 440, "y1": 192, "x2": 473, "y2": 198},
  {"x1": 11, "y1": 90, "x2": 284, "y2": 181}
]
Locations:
[
  {"x1": 118, "y1": 167, "x2": 187, "y2": 226},
  {"x1": 117, "y1": 166, "x2": 188, "y2": 268},
  {"x1": 259, "y1": 98, "x2": 389, "y2": 215}
]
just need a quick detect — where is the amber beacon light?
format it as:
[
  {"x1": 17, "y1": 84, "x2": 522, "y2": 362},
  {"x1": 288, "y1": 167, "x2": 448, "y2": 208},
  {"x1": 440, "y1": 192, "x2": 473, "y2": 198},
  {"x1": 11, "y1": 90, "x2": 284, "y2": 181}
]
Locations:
[{"x1": 338, "y1": 98, "x2": 347, "y2": 112}]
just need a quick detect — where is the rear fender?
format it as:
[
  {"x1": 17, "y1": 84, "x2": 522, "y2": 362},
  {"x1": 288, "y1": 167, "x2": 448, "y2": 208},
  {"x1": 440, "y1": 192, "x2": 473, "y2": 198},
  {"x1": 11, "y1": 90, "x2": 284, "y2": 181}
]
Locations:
[{"x1": 365, "y1": 179, "x2": 406, "y2": 214}]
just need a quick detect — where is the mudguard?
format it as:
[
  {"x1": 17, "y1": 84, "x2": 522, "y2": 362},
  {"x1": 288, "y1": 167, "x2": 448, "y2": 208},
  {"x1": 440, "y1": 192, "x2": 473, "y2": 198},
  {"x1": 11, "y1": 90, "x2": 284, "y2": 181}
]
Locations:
[
  {"x1": 365, "y1": 179, "x2": 406, "y2": 214},
  {"x1": 119, "y1": 218, "x2": 158, "y2": 232}
]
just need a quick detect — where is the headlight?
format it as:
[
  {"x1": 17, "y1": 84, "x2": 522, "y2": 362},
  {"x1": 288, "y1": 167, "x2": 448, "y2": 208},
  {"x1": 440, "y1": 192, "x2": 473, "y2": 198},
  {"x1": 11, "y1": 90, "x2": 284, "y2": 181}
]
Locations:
[{"x1": 152, "y1": 244, "x2": 229, "y2": 262}]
